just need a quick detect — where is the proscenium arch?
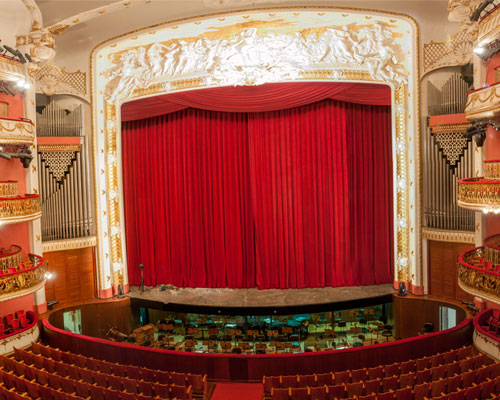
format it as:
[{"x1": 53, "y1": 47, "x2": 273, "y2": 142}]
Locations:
[{"x1": 91, "y1": 7, "x2": 421, "y2": 299}]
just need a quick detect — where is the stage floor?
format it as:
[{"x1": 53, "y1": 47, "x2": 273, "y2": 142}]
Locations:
[{"x1": 127, "y1": 283, "x2": 394, "y2": 308}]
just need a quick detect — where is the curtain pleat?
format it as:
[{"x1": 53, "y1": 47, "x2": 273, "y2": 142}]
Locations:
[{"x1": 122, "y1": 98, "x2": 393, "y2": 288}]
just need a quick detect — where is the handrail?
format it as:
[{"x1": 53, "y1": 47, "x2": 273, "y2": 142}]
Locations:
[
  {"x1": 0, "y1": 194, "x2": 41, "y2": 220},
  {"x1": 473, "y1": 308, "x2": 498, "y2": 343}
]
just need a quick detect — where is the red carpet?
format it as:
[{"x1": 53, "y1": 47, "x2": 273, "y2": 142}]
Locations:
[{"x1": 211, "y1": 382, "x2": 264, "y2": 400}]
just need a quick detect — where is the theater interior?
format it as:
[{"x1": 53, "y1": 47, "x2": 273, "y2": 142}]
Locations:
[{"x1": 1, "y1": 0, "x2": 500, "y2": 399}]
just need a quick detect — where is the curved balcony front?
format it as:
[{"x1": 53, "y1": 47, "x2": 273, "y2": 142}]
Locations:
[
  {"x1": 0, "y1": 253, "x2": 46, "y2": 300},
  {"x1": 484, "y1": 160, "x2": 500, "y2": 180},
  {"x1": 0, "y1": 244, "x2": 22, "y2": 270},
  {"x1": 485, "y1": 234, "x2": 500, "y2": 266},
  {"x1": 0, "y1": 117, "x2": 35, "y2": 145},
  {"x1": 478, "y1": 4, "x2": 500, "y2": 48},
  {"x1": 0, "y1": 193, "x2": 41, "y2": 224},
  {"x1": 458, "y1": 247, "x2": 500, "y2": 304},
  {"x1": 465, "y1": 82, "x2": 500, "y2": 122},
  {"x1": 0, "y1": 55, "x2": 24, "y2": 83},
  {"x1": 457, "y1": 177, "x2": 500, "y2": 212},
  {"x1": 473, "y1": 308, "x2": 500, "y2": 361}
]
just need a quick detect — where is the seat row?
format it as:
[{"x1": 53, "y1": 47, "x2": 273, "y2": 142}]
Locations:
[
  {"x1": 269, "y1": 378, "x2": 500, "y2": 400},
  {"x1": 0, "y1": 368, "x2": 183, "y2": 400},
  {"x1": 27, "y1": 342, "x2": 206, "y2": 397},
  {"x1": 0, "y1": 354, "x2": 191, "y2": 400},
  {"x1": 272, "y1": 366, "x2": 500, "y2": 400},
  {"x1": 263, "y1": 352, "x2": 491, "y2": 393}
]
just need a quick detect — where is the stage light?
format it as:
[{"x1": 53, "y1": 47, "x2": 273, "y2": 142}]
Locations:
[
  {"x1": 45, "y1": 271, "x2": 54, "y2": 280},
  {"x1": 473, "y1": 47, "x2": 485, "y2": 55},
  {"x1": 397, "y1": 282, "x2": 407, "y2": 296},
  {"x1": 23, "y1": 82, "x2": 30, "y2": 89}
]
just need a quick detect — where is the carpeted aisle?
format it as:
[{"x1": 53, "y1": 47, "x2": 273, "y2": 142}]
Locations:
[{"x1": 210, "y1": 382, "x2": 264, "y2": 400}]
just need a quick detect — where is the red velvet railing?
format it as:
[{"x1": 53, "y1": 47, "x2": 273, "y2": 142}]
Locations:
[
  {"x1": 42, "y1": 317, "x2": 472, "y2": 381},
  {"x1": 0, "y1": 253, "x2": 44, "y2": 277}
]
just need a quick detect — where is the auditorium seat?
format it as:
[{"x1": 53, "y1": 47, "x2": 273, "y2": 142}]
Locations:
[
  {"x1": 282, "y1": 375, "x2": 300, "y2": 388},
  {"x1": 290, "y1": 387, "x2": 308, "y2": 400},
  {"x1": 430, "y1": 379, "x2": 446, "y2": 398},
  {"x1": 272, "y1": 387, "x2": 290, "y2": 400},
  {"x1": 346, "y1": 381, "x2": 364, "y2": 398},
  {"x1": 351, "y1": 368, "x2": 368, "y2": 382},
  {"x1": 334, "y1": 370, "x2": 350, "y2": 385},
  {"x1": 377, "y1": 391, "x2": 396, "y2": 400},
  {"x1": 384, "y1": 362, "x2": 400, "y2": 377},
  {"x1": 327, "y1": 384, "x2": 346, "y2": 399},
  {"x1": 464, "y1": 385, "x2": 480, "y2": 400},
  {"x1": 395, "y1": 387, "x2": 412, "y2": 400},
  {"x1": 367, "y1": 366, "x2": 384, "y2": 380},
  {"x1": 187, "y1": 372, "x2": 208, "y2": 397},
  {"x1": 310, "y1": 385, "x2": 327, "y2": 400},
  {"x1": 413, "y1": 382, "x2": 430, "y2": 400},
  {"x1": 364, "y1": 378, "x2": 381, "y2": 395},
  {"x1": 171, "y1": 383, "x2": 192, "y2": 400},
  {"x1": 315, "y1": 373, "x2": 334, "y2": 386},
  {"x1": 447, "y1": 375, "x2": 461, "y2": 394},
  {"x1": 299, "y1": 374, "x2": 316, "y2": 387},
  {"x1": 382, "y1": 376, "x2": 398, "y2": 392},
  {"x1": 153, "y1": 382, "x2": 171, "y2": 398},
  {"x1": 399, "y1": 372, "x2": 415, "y2": 389}
]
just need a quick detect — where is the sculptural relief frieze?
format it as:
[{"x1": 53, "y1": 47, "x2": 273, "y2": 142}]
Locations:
[{"x1": 103, "y1": 23, "x2": 408, "y2": 104}]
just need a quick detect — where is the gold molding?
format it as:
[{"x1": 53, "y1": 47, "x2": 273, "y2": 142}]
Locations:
[
  {"x1": 91, "y1": 6, "x2": 420, "y2": 291},
  {"x1": 465, "y1": 83, "x2": 500, "y2": 122},
  {"x1": 458, "y1": 179, "x2": 500, "y2": 211},
  {"x1": 37, "y1": 144, "x2": 81, "y2": 152},
  {"x1": 0, "y1": 254, "x2": 46, "y2": 297},
  {"x1": 422, "y1": 228, "x2": 475, "y2": 244},
  {"x1": 42, "y1": 236, "x2": 97, "y2": 253},
  {"x1": 0, "y1": 118, "x2": 35, "y2": 145},
  {"x1": 478, "y1": 5, "x2": 500, "y2": 46},
  {"x1": 0, "y1": 195, "x2": 41, "y2": 224}
]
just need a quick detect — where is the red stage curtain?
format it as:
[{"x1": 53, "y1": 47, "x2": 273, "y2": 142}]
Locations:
[
  {"x1": 122, "y1": 99, "x2": 393, "y2": 288},
  {"x1": 121, "y1": 82, "x2": 391, "y2": 122}
]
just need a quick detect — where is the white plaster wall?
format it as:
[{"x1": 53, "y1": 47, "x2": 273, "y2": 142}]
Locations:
[
  {"x1": 40, "y1": 1, "x2": 457, "y2": 93},
  {"x1": 0, "y1": 0, "x2": 31, "y2": 48}
]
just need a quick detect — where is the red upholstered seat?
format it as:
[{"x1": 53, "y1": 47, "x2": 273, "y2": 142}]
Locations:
[
  {"x1": 282, "y1": 374, "x2": 300, "y2": 388},
  {"x1": 367, "y1": 366, "x2": 384, "y2": 380},
  {"x1": 384, "y1": 362, "x2": 400, "y2": 377},
  {"x1": 156, "y1": 369, "x2": 171, "y2": 384},
  {"x1": 449, "y1": 389, "x2": 465, "y2": 400},
  {"x1": 447, "y1": 374, "x2": 461, "y2": 394},
  {"x1": 272, "y1": 387, "x2": 290, "y2": 400},
  {"x1": 60, "y1": 376, "x2": 76, "y2": 395},
  {"x1": 92, "y1": 371, "x2": 109, "y2": 388},
  {"x1": 187, "y1": 373, "x2": 207, "y2": 395},
  {"x1": 25, "y1": 379, "x2": 40, "y2": 399},
  {"x1": 299, "y1": 374, "x2": 316, "y2": 387},
  {"x1": 431, "y1": 353, "x2": 445, "y2": 368},
  {"x1": 334, "y1": 370, "x2": 350, "y2": 385},
  {"x1": 413, "y1": 383, "x2": 430, "y2": 400},
  {"x1": 462, "y1": 371, "x2": 476, "y2": 389},
  {"x1": 120, "y1": 391, "x2": 138, "y2": 400},
  {"x1": 108, "y1": 374, "x2": 122, "y2": 391},
  {"x1": 170, "y1": 371, "x2": 187, "y2": 386},
  {"x1": 432, "y1": 365, "x2": 446, "y2": 381},
  {"x1": 141, "y1": 367, "x2": 156, "y2": 382},
  {"x1": 35, "y1": 368, "x2": 49, "y2": 386},
  {"x1": 382, "y1": 376, "x2": 398, "y2": 392},
  {"x1": 171, "y1": 383, "x2": 192, "y2": 400},
  {"x1": 430, "y1": 379, "x2": 447, "y2": 398},
  {"x1": 351, "y1": 368, "x2": 367, "y2": 382},
  {"x1": 399, "y1": 373, "x2": 415, "y2": 389},
  {"x1": 47, "y1": 372, "x2": 63, "y2": 390},
  {"x1": 89, "y1": 385, "x2": 106, "y2": 400},
  {"x1": 264, "y1": 376, "x2": 282, "y2": 394},
  {"x1": 86, "y1": 356, "x2": 99, "y2": 371},
  {"x1": 347, "y1": 381, "x2": 364, "y2": 398},
  {"x1": 43, "y1": 356, "x2": 56, "y2": 373},
  {"x1": 74, "y1": 381, "x2": 91, "y2": 398},
  {"x1": 457, "y1": 346, "x2": 472, "y2": 360},
  {"x1": 364, "y1": 378, "x2": 381, "y2": 395},
  {"x1": 316, "y1": 373, "x2": 334, "y2": 386},
  {"x1": 460, "y1": 358, "x2": 474, "y2": 374},
  {"x1": 444, "y1": 350, "x2": 457, "y2": 364},
  {"x1": 480, "y1": 379, "x2": 495, "y2": 400},
  {"x1": 154, "y1": 382, "x2": 171, "y2": 398},
  {"x1": 416, "y1": 357, "x2": 431, "y2": 371},
  {"x1": 377, "y1": 391, "x2": 396, "y2": 400},
  {"x1": 138, "y1": 379, "x2": 154, "y2": 396},
  {"x1": 122, "y1": 376, "x2": 138, "y2": 394},
  {"x1": 446, "y1": 361, "x2": 461, "y2": 377},
  {"x1": 125, "y1": 364, "x2": 141, "y2": 379},
  {"x1": 327, "y1": 384, "x2": 346, "y2": 400},
  {"x1": 10, "y1": 319, "x2": 19, "y2": 331},
  {"x1": 103, "y1": 388, "x2": 122, "y2": 400},
  {"x1": 400, "y1": 360, "x2": 416, "y2": 375},
  {"x1": 415, "y1": 369, "x2": 432, "y2": 385},
  {"x1": 464, "y1": 385, "x2": 480, "y2": 400},
  {"x1": 290, "y1": 387, "x2": 308, "y2": 400},
  {"x1": 310, "y1": 385, "x2": 327, "y2": 400},
  {"x1": 395, "y1": 387, "x2": 412, "y2": 400}
]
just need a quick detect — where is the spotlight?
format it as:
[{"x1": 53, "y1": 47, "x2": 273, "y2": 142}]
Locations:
[
  {"x1": 45, "y1": 271, "x2": 54, "y2": 280},
  {"x1": 23, "y1": 82, "x2": 29, "y2": 89},
  {"x1": 473, "y1": 47, "x2": 485, "y2": 55},
  {"x1": 397, "y1": 281, "x2": 407, "y2": 296}
]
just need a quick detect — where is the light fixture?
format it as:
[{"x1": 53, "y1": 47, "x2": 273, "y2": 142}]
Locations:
[
  {"x1": 397, "y1": 281, "x2": 407, "y2": 296},
  {"x1": 45, "y1": 271, "x2": 54, "y2": 280},
  {"x1": 473, "y1": 47, "x2": 485, "y2": 55}
]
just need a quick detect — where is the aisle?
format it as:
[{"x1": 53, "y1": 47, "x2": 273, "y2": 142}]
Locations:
[{"x1": 210, "y1": 382, "x2": 264, "y2": 400}]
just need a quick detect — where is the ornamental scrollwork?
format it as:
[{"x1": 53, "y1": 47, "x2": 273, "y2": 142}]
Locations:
[
  {"x1": 0, "y1": 256, "x2": 46, "y2": 295},
  {"x1": 104, "y1": 23, "x2": 408, "y2": 104},
  {"x1": 458, "y1": 249, "x2": 500, "y2": 301}
]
